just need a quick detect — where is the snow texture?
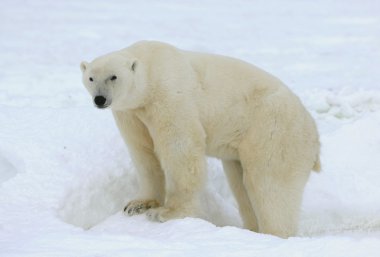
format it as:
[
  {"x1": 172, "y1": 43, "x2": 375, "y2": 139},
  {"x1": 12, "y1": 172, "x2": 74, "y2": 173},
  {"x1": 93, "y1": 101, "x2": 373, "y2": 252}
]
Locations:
[{"x1": 1, "y1": 0, "x2": 380, "y2": 256}]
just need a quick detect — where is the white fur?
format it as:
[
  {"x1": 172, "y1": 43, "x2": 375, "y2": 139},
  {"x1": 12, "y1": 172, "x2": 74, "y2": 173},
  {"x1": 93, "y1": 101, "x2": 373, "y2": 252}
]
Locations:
[{"x1": 81, "y1": 41, "x2": 320, "y2": 238}]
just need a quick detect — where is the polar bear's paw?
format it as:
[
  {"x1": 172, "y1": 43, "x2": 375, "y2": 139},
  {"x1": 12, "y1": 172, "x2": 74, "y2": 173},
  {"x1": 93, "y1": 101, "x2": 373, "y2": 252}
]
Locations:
[
  {"x1": 124, "y1": 199, "x2": 159, "y2": 216},
  {"x1": 146, "y1": 206, "x2": 193, "y2": 222}
]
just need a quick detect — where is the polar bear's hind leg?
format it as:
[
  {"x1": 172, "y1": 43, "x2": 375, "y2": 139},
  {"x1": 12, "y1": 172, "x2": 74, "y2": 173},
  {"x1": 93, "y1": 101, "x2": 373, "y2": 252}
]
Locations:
[
  {"x1": 222, "y1": 160, "x2": 258, "y2": 231},
  {"x1": 238, "y1": 130, "x2": 312, "y2": 238}
]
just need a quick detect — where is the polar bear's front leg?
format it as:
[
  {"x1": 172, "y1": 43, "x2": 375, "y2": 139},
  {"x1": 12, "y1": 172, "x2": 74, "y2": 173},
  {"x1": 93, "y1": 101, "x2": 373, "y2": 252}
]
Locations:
[
  {"x1": 147, "y1": 117, "x2": 207, "y2": 222},
  {"x1": 123, "y1": 137, "x2": 166, "y2": 216},
  {"x1": 113, "y1": 111, "x2": 165, "y2": 216}
]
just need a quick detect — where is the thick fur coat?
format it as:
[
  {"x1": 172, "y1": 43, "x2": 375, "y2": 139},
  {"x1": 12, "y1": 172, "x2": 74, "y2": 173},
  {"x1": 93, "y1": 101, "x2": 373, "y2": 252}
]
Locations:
[{"x1": 80, "y1": 41, "x2": 320, "y2": 238}]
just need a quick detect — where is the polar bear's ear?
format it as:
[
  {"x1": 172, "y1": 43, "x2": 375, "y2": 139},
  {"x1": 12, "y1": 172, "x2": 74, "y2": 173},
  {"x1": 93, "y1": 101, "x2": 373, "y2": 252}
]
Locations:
[
  {"x1": 130, "y1": 60, "x2": 138, "y2": 72},
  {"x1": 80, "y1": 61, "x2": 89, "y2": 73}
]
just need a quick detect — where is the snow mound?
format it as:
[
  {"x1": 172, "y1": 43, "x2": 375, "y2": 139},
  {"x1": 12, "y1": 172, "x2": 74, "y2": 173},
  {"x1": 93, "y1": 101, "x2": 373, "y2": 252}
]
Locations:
[
  {"x1": 59, "y1": 158, "x2": 241, "y2": 229},
  {"x1": 301, "y1": 88, "x2": 380, "y2": 119},
  {"x1": 300, "y1": 111, "x2": 380, "y2": 235},
  {"x1": 58, "y1": 168, "x2": 138, "y2": 229},
  {"x1": 0, "y1": 150, "x2": 23, "y2": 184}
]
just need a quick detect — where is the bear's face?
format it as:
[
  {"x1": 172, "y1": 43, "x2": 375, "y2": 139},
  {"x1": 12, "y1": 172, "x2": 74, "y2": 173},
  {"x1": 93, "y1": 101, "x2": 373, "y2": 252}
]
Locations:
[{"x1": 80, "y1": 54, "x2": 146, "y2": 110}]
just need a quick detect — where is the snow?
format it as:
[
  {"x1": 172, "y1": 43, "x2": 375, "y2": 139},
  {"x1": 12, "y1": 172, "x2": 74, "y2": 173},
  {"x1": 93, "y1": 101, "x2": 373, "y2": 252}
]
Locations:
[
  {"x1": 0, "y1": 151, "x2": 21, "y2": 184},
  {"x1": 1, "y1": 0, "x2": 380, "y2": 256}
]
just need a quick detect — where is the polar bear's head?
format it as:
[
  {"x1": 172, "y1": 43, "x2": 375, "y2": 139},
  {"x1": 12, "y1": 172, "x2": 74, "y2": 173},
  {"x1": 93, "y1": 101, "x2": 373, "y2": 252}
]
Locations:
[{"x1": 80, "y1": 53, "x2": 148, "y2": 110}]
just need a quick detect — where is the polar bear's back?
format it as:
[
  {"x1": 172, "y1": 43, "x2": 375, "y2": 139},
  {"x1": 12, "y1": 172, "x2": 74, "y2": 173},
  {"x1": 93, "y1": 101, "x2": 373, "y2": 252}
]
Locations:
[
  {"x1": 123, "y1": 41, "x2": 319, "y2": 166},
  {"x1": 126, "y1": 40, "x2": 284, "y2": 93},
  {"x1": 126, "y1": 41, "x2": 289, "y2": 109}
]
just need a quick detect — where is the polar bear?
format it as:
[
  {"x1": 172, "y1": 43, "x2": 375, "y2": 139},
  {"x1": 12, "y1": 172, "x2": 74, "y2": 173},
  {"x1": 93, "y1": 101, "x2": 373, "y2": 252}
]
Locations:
[{"x1": 80, "y1": 41, "x2": 320, "y2": 238}]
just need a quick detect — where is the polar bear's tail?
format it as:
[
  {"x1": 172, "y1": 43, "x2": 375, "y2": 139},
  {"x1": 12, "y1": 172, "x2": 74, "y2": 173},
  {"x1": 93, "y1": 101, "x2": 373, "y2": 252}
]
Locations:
[{"x1": 312, "y1": 155, "x2": 321, "y2": 172}]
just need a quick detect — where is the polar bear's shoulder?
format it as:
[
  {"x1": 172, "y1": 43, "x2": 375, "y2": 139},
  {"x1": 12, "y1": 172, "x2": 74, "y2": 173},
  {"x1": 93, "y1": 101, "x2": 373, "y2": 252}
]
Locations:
[{"x1": 122, "y1": 41, "x2": 180, "y2": 56}]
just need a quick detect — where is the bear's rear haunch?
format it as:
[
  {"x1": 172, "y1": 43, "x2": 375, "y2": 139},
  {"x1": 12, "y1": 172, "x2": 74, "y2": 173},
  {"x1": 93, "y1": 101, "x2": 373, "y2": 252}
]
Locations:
[{"x1": 80, "y1": 41, "x2": 320, "y2": 238}]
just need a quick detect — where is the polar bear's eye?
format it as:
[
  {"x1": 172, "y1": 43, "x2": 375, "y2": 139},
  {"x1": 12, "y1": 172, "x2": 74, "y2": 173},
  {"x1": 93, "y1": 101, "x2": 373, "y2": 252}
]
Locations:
[
  {"x1": 89, "y1": 77, "x2": 93, "y2": 82},
  {"x1": 110, "y1": 75, "x2": 117, "y2": 81}
]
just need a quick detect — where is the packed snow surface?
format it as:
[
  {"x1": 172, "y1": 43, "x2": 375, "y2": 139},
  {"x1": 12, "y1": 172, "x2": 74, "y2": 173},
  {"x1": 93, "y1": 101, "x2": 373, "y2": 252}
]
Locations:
[{"x1": 1, "y1": 0, "x2": 380, "y2": 256}]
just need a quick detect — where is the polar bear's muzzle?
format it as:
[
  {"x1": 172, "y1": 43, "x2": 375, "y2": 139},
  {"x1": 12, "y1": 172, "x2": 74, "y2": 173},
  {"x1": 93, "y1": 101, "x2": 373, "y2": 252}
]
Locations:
[{"x1": 94, "y1": 95, "x2": 110, "y2": 109}]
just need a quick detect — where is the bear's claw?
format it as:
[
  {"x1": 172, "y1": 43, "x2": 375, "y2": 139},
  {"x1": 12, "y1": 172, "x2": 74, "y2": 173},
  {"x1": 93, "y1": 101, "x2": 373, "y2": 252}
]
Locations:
[{"x1": 124, "y1": 199, "x2": 159, "y2": 216}]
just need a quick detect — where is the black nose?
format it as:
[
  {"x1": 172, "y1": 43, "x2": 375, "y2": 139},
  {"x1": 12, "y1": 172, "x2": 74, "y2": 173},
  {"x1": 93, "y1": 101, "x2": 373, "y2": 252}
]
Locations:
[{"x1": 94, "y1": 96, "x2": 106, "y2": 107}]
